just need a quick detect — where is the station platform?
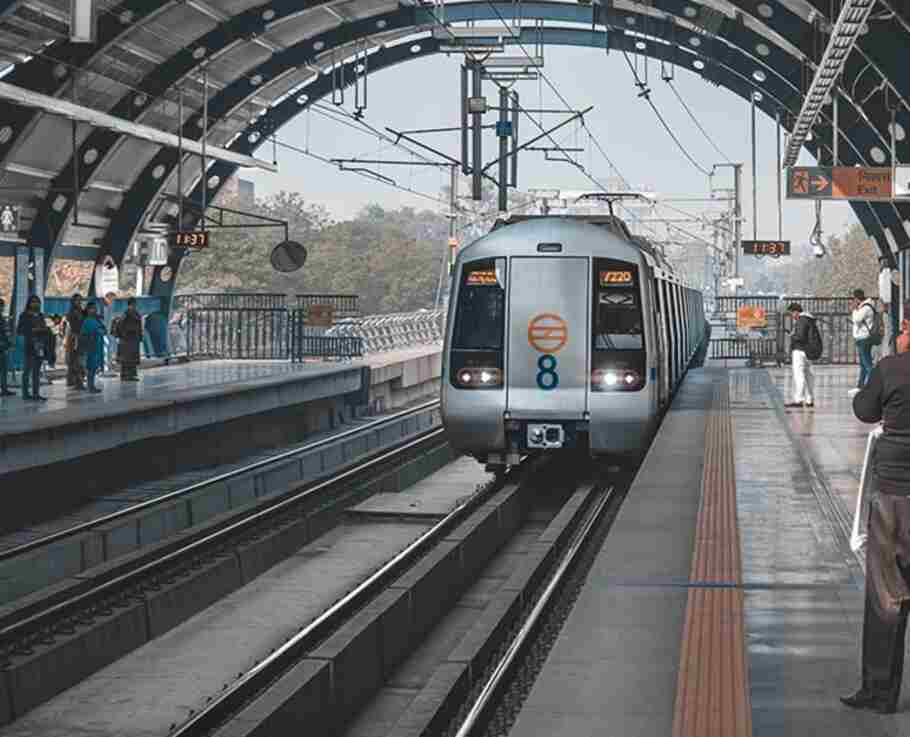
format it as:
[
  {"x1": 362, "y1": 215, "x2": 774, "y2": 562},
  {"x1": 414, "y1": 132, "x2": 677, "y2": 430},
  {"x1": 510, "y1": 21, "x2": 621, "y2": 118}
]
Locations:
[
  {"x1": 509, "y1": 363, "x2": 908, "y2": 736},
  {"x1": 0, "y1": 346, "x2": 442, "y2": 531}
]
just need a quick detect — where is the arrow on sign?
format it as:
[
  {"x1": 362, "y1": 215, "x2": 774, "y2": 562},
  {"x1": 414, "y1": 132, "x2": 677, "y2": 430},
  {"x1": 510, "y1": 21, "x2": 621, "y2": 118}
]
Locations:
[{"x1": 811, "y1": 174, "x2": 829, "y2": 192}]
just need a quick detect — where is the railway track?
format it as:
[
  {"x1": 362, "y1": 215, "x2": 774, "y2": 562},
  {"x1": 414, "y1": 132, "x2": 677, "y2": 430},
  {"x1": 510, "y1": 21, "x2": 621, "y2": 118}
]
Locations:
[
  {"x1": 0, "y1": 401, "x2": 450, "y2": 725},
  {"x1": 159, "y1": 456, "x2": 634, "y2": 737}
]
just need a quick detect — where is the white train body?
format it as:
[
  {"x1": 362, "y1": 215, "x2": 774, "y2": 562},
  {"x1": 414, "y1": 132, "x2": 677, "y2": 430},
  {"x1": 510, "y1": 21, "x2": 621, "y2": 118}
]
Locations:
[{"x1": 440, "y1": 215, "x2": 707, "y2": 467}]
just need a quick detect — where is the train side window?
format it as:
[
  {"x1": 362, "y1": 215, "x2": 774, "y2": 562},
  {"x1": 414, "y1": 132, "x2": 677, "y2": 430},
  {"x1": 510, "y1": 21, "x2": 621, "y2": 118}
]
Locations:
[
  {"x1": 660, "y1": 279, "x2": 674, "y2": 384},
  {"x1": 452, "y1": 258, "x2": 506, "y2": 350},
  {"x1": 592, "y1": 260, "x2": 644, "y2": 351}
]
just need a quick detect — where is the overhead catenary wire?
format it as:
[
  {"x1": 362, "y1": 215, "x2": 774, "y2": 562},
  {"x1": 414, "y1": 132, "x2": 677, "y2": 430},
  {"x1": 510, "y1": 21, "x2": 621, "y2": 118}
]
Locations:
[
  {"x1": 664, "y1": 78, "x2": 732, "y2": 164},
  {"x1": 617, "y1": 48, "x2": 712, "y2": 177},
  {"x1": 274, "y1": 137, "x2": 446, "y2": 206}
]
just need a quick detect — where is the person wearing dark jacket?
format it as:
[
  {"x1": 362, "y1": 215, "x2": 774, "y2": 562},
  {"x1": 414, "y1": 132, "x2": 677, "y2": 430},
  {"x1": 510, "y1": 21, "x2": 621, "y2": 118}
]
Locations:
[
  {"x1": 0, "y1": 298, "x2": 14, "y2": 397},
  {"x1": 115, "y1": 298, "x2": 142, "y2": 381},
  {"x1": 65, "y1": 294, "x2": 85, "y2": 389},
  {"x1": 841, "y1": 341, "x2": 910, "y2": 713},
  {"x1": 16, "y1": 295, "x2": 49, "y2": 400},
  {"x1": 785, "y1": 302, "x2": 815, "y2": 408}
]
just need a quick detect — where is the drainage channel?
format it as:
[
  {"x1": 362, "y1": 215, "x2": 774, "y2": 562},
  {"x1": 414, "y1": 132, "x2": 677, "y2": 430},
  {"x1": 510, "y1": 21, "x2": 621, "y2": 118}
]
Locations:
[
  {"x1": 166, "y1": 456, "x2": 627, "y2": 737},
  {"x1": 0, "y1": 421, "x2": 454, "y2": 728}
]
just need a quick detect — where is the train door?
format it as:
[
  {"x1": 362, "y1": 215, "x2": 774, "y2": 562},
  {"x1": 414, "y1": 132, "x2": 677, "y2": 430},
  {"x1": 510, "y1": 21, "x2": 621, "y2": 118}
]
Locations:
[
  {"x1": 654, "y1": 276, "x2": 669, "y2": 407},
  {"x1": 506, "y1": 257, "x2": 589, "y2": 419}
]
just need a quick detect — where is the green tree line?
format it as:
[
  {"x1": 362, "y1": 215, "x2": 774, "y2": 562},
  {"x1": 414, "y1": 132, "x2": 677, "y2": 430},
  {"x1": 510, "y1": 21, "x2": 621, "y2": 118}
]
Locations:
[{"x1": 177, "y1": 191, "x2": 451, "y2": 314}]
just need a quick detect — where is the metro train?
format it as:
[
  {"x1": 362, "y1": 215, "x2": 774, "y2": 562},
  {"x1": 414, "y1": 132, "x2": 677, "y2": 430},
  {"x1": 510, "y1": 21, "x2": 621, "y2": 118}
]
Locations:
[{"x1": 440, "y1": 211, "x2": 709, "y2": 470}]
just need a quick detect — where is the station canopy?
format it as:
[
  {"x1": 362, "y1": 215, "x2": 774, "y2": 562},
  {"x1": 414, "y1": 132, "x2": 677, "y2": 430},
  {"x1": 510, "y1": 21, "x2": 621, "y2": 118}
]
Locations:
[{"x1": 0, "y1": 0, "x2": 907, "y2": 277}]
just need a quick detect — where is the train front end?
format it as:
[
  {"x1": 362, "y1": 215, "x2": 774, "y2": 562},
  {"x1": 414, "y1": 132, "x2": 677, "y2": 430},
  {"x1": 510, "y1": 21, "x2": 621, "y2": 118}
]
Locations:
[{"x1": 441, "y1": 218, "x2": 657, "y2": 469}]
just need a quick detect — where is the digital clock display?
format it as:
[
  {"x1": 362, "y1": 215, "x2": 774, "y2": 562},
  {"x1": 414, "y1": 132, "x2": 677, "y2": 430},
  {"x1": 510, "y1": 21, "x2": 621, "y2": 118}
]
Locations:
[
  {"x1": 742, "y1": 240, "x2": 790, "y2": 256},
  {"x1": 170, "y1": 231, "x2": 209, "y2": 249}
]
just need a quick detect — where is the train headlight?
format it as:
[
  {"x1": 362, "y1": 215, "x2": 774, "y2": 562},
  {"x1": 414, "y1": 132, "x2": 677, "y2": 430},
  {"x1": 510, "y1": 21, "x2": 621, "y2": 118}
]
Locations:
[
  {"x1": 592, "y1": 368, "x2": 643, "y2": 392},
  {"x1": 456, "y1": 367, "x2": 503, "y2": 389}
]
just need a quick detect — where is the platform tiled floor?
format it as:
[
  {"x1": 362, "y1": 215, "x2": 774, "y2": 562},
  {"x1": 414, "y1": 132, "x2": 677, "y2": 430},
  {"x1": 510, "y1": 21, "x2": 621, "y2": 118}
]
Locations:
[
  {"x1": 510, "y1": 365, "x2": 910, "y2": 737},
  {"x1": 0, "y1": 346, "x2": 441, "y2": 438}
]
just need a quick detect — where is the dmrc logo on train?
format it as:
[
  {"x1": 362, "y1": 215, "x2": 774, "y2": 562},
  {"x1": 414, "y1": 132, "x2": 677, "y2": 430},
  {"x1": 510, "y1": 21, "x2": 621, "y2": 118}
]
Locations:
[{"x1": 528, "y1": 313, "x2": 567, "y2": 390}]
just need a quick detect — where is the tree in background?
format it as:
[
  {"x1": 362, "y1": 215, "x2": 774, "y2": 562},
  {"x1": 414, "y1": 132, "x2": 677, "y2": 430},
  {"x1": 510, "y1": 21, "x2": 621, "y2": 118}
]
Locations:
[
  {"x1": 177, "y1": 191, "x2": 333, "y2": 293},
  {"x1": 810, "y1": 223, "x2": 880, "y2": 298}
]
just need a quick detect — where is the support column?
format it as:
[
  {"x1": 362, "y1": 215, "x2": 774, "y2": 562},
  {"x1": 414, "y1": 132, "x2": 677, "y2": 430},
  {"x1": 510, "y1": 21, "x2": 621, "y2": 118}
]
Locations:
[
  {"x1": 471, "y1": 62, "x2": 483, "y2": 201},
  {"x1": 146, "y1": 254, "x2": 184, "y2": 358},
  {"x1": 498, "y1": 85, "x2": 509, "y2": 212}
]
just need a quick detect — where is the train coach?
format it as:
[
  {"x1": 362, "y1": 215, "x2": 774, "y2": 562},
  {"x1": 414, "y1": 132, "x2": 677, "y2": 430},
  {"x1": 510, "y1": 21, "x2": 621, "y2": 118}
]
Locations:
[{"x1": 440, "y1": 213, "x2": 709, "y2": 470}]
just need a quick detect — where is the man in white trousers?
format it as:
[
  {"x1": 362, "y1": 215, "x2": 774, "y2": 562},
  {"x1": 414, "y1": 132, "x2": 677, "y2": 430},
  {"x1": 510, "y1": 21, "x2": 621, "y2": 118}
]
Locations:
[{"x1": 785, "y1": 302, "x2": 816, "y2": 408}]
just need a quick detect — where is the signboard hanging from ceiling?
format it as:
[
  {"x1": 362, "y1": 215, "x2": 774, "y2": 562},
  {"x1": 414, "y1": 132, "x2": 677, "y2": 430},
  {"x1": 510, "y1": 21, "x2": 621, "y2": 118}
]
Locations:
[
  {"x1": 94, "y1": 256, "x2": 119, "y2": 298},
  {"x1": 786, "y1": 166, "x2": 893, "y2": 200},
  {"x1": 894, "y1": 165, "x2": 910, "y2": 199},
  {"x1": 0, "y1": 204, "x2": 19, "y2": 234},
  {"x1": 70, "y1": 0, "x2": 97, "y2": 43}
]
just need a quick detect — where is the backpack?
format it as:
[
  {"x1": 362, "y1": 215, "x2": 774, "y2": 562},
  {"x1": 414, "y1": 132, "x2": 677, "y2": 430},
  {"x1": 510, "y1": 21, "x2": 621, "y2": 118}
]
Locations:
[
  {"x1": 805, "y1": 317, "x2": 823, "y2": 361},
  {"x1": 866, "y1": 305, "x2": 884, "y2": 346}
]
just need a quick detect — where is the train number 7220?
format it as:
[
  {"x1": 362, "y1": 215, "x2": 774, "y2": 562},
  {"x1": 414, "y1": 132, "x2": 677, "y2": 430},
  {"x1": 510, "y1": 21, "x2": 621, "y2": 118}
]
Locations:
[{"x1": 600, "y1": 270, "x2": 633, "y2": 285}]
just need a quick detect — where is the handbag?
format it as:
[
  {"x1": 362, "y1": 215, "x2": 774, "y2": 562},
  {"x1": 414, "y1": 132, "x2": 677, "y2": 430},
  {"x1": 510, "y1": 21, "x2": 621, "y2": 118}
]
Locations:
[{"x1": 851, "y1": 426, "x2": 883, "y2": 552}]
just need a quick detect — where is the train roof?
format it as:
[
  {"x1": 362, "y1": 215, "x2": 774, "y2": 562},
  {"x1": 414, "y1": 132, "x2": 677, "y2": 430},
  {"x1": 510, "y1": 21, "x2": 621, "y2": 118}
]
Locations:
[
  {"x1": 490, "y1": 214, "x2": 633, "y2": 241},
  {"x1": 488, "y1": 215, "x2": 689, "y2": 286}
]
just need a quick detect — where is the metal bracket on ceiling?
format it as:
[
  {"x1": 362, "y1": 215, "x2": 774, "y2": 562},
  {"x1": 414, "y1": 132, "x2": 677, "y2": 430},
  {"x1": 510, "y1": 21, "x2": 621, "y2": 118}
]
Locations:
[
  {"x1": 331, "y1": 48, "x2": 344, "y2": 106},
  {"x1": 353, "y1": 41, "x2": 368, "y2": 118}
]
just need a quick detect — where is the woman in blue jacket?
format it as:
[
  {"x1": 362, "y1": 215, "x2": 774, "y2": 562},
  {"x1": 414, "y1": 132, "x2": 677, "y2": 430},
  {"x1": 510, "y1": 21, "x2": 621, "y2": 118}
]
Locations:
[{"x1": 79, "y1": 302, "x2": 106, "y2": 393}]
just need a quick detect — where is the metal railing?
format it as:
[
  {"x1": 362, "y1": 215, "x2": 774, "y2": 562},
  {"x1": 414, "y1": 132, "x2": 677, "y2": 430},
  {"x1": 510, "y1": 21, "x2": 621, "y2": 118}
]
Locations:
[
  {"x1": 710, "y1": 294, "x2": 873, "y2": 365},
  {"x1": 174, "y1": 293, "x2": 287, "y2": 310},
  {"x1": 186, "y1": 308, "x2": 289, "y2": 360},
  {"x1": 182, "y1": 305, "x2": 442, "y2": 361},
  {"x1": 295, "y1": 294, "x2": 360, "y2": 320},
  {"x1": 326, "y1": 309, "x2": 446, "y2": 353}
]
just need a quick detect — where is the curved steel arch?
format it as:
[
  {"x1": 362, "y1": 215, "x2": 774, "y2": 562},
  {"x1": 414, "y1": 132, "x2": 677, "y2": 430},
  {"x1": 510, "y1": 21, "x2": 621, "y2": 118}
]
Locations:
[
  {"x1": 21, "y1": 0, "x2": 308, "y2": 274},
  {"x1": 103, "y1": 0, "x2": 909, "y2": 278},
  {"x1": 0, "y1": 0, "x2": 188, "y2": 180},
  {"x1": 3, "y1": 0, "x2": 908, "y2": 276},
  {"x1": 183, "y1": 24, "x2": 896, "y2": 246}
]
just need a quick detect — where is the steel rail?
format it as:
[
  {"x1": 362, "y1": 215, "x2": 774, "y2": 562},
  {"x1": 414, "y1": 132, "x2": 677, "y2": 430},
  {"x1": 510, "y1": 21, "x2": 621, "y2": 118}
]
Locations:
[
  {"x1": 0, "y1": 423, "x2": 448, "y2": 645},
  {"x1": 0, "y1": 399, "x2": 440, "y2": 562},
  {"x1": 170, "y1": 465, "x2": 525, "y2": 737},
  {"x1": 453, "y1": 483, "x2": 615, "y2": 737}
]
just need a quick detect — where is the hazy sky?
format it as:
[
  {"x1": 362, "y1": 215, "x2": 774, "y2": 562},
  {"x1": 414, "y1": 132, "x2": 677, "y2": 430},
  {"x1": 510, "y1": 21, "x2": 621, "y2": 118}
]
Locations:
[{"x1": 244, "y1": 46, "x2": 856, "y2": 251}]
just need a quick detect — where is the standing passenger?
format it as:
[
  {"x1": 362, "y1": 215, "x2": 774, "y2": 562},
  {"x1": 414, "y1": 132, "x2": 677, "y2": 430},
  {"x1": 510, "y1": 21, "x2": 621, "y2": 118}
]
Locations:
[
  {"x1": 16, "y1": 295, "x2": 49, "y2": 401},
  {"x1": 842, "y1": 332, "x2": 910, "y2": 713},
  {"x1": 785, "y1": 302, "x2": 815, "y2": 408},
  {"x1": 851, "y1": 289, "x2": 877, "y2": 396},
  {"x1": 65, "y1": 294, "x2": 85, "y2": 389},
  {"x1": 116, "y1": 298, "x2": 143, "y2": 381},
  {"x1": 79, "y1": 302, "x2": 106, "y2": 394},
  {"x1": 0, "y1": 298, "x2": 13, "y2": 397}
]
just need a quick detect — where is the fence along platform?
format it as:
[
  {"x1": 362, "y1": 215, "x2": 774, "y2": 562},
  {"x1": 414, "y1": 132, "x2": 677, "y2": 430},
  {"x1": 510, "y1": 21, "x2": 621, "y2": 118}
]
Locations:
[
  {"x1": 173, "y1": 293, "x2": 445, "y2": 361},
  {"x1": 710, "y1": 295, "x2": 865, "y2": 365}
]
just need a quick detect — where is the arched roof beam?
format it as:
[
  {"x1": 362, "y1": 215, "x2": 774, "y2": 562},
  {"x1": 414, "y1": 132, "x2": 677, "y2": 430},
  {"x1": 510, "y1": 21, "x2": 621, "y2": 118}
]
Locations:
[
  {"x1": 100, "y1": 0, "x2": 907, "y2": 268},
  {"x1": 0, "y1": 0, "x2": 195, "y2": 183},
  {"x1": 5, "y1": 0, "x2": 904, "y2": 264},
  {"x1": 182, "y1": 28, "x2": 894, "y2": 253}
]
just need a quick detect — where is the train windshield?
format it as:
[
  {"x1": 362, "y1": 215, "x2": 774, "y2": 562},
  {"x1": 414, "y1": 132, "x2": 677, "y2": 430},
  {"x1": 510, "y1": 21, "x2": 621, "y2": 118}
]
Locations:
[
  {"x1": 452, "y1": 258, "x2": 506, "y2": 350},
  {"x1": 593, "y1": 260, "x2": 644, "y2": 351}
]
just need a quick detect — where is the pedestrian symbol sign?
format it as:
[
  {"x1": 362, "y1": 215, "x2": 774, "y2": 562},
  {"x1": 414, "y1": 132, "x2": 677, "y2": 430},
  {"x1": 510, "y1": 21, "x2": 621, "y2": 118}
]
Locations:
[
  {"x1": 0, "y1": 204, "x2": 19, "y2": 234},
  {"x1": 787, "y1": 167, "x2": 831, "y2": 197},
  {"x1": 787, "y1": 166, "x2": 893, "y2": 200}
]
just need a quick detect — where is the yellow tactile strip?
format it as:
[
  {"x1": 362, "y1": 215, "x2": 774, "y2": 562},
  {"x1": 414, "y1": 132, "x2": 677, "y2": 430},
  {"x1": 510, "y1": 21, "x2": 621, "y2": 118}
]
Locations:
[{"x1": 671, "y1": 383, "x2": 752, "y2": 737}]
